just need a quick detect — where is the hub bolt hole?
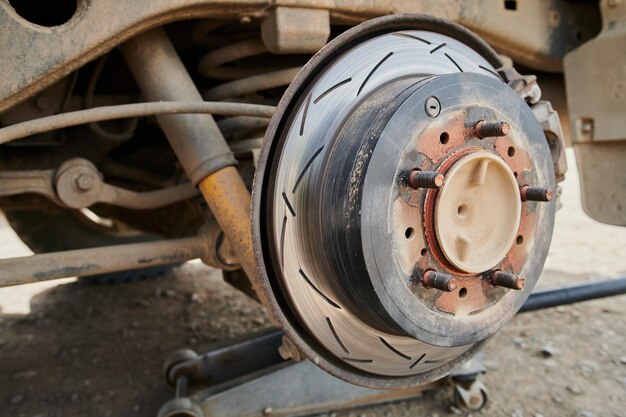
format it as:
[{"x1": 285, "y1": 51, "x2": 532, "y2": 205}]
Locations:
[
  {"x1": 440, "y1": 132, "x2": 450, "y2": 145},
  {"x1": 516, "y1": 235, "x2": 524, "y2": 245},
  {"x1": 405, "y1": 227, "x2": 415, "y2": 239},
  {"x1": 459, "y1": 287, "x2": 468, "y2": 298},
  {"x1": 507, "y1": 146, "x2": 516, "y2": 157},
  {"x1": 420, "y1": 248, "x2": 428, "y2": 257}
]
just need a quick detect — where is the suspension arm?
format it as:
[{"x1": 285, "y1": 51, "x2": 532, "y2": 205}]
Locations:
[{"x1": 0, "y1": 235, "x2": 209, "y2": 288}]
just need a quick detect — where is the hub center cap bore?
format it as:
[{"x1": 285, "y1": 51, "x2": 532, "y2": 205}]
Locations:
[{"x1": 435, "y1": 151, "x2": 521, "y2": 274}]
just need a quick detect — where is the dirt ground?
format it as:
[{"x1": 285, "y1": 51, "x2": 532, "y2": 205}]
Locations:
[{"x1": 0, "y1": 150, "x2": 624, "y2": 417}]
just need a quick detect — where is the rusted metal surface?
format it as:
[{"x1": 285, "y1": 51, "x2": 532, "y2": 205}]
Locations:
[
  {"x1": 520, "y1": 185, "x2": 553, "y2": 202},
  {"x1": 408, "y1": 170, "x2": 444, "y2": 189},
  {"x1": 474, "y1": 120, "x2": 510, "y2": 139},
  {"x1": 422, "y1": 270, "x2": 457, "y2": 292},
  {"x1": 0, "y1": 235, "x2": 209, "y2": 288},
  {"x1": 0, "y1": 0, "x2": 601, "y2": 113},
  {"x1": 490, "y1": 270, "x2": 525, "y2": 290},
  {"x1": 198, "y1": 167, "x2": 259, "y2": 296}
]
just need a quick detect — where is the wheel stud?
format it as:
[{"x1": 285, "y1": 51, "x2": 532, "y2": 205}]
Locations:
[
  {"x1": 422, "y1": 271, "x2": 457, "y2": 292},
  {"x1": 408, "y1": 169, "x2": 444, "y2": 189},
  {"x1": 520, "y1": 185, "x2": 553, "y2": 202},
  {"x1": 490, "y1": 270, "x2": 525, "y2": 290},
  {"x1": 474, "y1": 120, "x2": 510, "y2": 138}
]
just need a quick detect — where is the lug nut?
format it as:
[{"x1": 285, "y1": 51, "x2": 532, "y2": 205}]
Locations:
[
  {"x1": 474, "y1": 120, "x2": 510, "y2": 138},
  {"x1": 520, "y1": 185, "x2": 553, "y2": 202},
  {"x1": 422, "y1": 271, "x2": 457, "y2": 292},
  {"x1": 408, "y1": 169, "x2": 444, "y2": 189},
  {"x1": 490, "y1": 270, "x2": 525, "y2": 290}
]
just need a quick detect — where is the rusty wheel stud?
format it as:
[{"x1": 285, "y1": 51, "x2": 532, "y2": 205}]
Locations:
[
  {"x1": 520, "y1": 185, "x2": 553, "y2": 202},
  {"x1": 490, "y1": 270, "x2": 525, "y2": 290},
  {"x1": 474, "y1": 120, "x2": 510, "y2": 138},
  {"x1": 408, "y1": 169, "x2": 444, "y2": 189},
  {"x1": 422, "y1": 271, "x2": 457, "y2": 292}
]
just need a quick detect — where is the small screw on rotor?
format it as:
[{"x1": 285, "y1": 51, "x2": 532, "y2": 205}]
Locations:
[
  {"x1": 408, "y1": 169, "x2": 444, "y2": 189},
  {"x1": 489, "y1": 270, "x2": 525, "y2": 290},
  {"x1": 424, "y1": 96, "x2": 441, "y2": 118},
  {"x1": 422, "y1": 271, "x2": 457, "y2": 292},
  {"x1": 520, "y1": 185, "x2": 553, "y2": 202},
  {"x1": 474, "y1": 120, "x2": 510, "y2": 138}
]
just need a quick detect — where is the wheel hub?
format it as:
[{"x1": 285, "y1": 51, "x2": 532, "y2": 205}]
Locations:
[
  {"x1": 253, "y1": 15, "x2": 557, "y2": 388},
  {"x1": 434, "y1": 151, "x2": 521, "y2": 274}
]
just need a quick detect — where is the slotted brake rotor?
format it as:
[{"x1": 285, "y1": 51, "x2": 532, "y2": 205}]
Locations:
[{"x1": 252, "y1": 14, "x2": 557, "y2": 388}]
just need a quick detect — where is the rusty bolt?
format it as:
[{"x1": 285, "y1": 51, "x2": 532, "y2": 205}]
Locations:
[
  {"x1": 424, "y1": 96, "x2": 441, "y2": 118},
  {"x1": 75, "y1": 174, "x2": 94, "y2": 192},
  {"x1": 490, "y1": 270, "x2": 525, "y2": 290},
  {"x1": 408, "y1": 169, "x2": 444, "y2": 189},
  {"x1": 422, "y1": 271, "x2": 457, "y2": 292},
  {"x1": 474, "y1": 120, "x2": 510, "y2": 138},
  {"x1": 520, "y1": 185, "x2": 553, "y2": 202}
]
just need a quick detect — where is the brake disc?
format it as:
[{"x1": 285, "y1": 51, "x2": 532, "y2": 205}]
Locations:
[{"x1": 253, "y1": 14, "x2": 557, "y2": 388}]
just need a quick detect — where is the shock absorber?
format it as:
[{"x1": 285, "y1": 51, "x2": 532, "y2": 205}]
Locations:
[{"x1": 120, "y1": 28, "x2": 260, "y2": 297}]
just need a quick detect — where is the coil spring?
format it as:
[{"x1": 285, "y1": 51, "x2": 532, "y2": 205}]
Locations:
[{"x1": 193, "y1": 20, "x2": 303, "y2": 150}]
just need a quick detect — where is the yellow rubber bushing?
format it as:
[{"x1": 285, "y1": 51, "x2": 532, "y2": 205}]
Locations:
[{"x1": 435, "y1": 151, "x2": 521, "y2": 274}]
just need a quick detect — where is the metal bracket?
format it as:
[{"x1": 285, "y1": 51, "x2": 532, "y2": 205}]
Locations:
[
  {"x1": 0, "y1": 157, "x2": 199, "y2": 210},
  {"x1": 531, "y1": 100, "x2": 568, "y2": 183},
  {"x1": 498, "y1": 65, "x2": 542, "y2": 105},
  {"x1": 498, "y1": 65, "x2": 568, "y2": 183}
]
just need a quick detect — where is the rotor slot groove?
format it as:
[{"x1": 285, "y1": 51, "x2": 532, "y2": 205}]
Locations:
[
  {"x1": 357, "y1": 52, "x2": 394, "y2": 96},
  {"x1": 292, "y1": 145, "x2": 324, "y2": 193},
  {"x1": 280, "y1": 216, "x2": 287, "y2": 268},
  {"x1": 326, "y1": 317, "x2": 350, "y2": 354},
  {"x1": 430, "y1": 43, "x2": 446, "y2": 54},
  {"x1": 379, "y1": 337, "x2": 412, "y2": 360},
  {"x1": 299, "y1": 94, "x2": 312, "y2": 136},
  {"x1": 409, "y1": 353, "x2": 426, "y2": 369},
  {"x1": 281, "y1": 192, "x2": 296, "y2": 217},
  {"x1": 314, "y1": 78, "x2": 352, "y2": 104},
  {"x1": 479, "y1": 65, "x2": 500, "y2": 78},
  {"x1": 299, "y1": 269, "x2": 341, "y2": 309},
  {"x1": 445, "y1": 53, "x2": 463, "y2": 72}
]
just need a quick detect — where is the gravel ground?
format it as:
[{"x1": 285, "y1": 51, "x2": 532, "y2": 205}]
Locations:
[{"x1": 0, "y1": 150, "x2": 624, "y2": 417}]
